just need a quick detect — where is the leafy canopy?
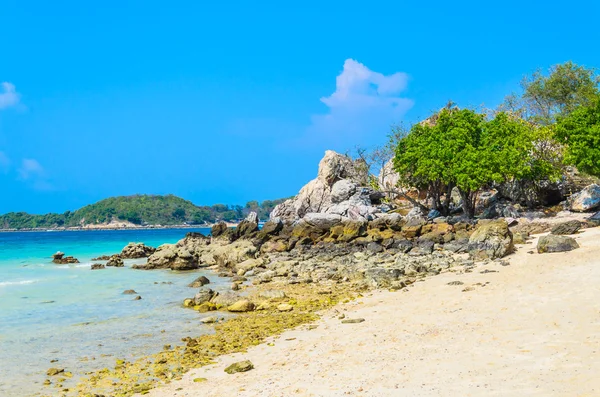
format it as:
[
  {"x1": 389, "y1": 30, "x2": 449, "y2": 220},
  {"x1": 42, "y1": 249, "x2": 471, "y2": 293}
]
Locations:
[{"x1": 555, "y1": 96, "x2": 600, "y2": 177}]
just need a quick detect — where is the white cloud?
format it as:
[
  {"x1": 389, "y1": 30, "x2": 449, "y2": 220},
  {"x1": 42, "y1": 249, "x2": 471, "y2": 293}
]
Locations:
[
  {"x1": 303, "y1": 59, "x2": 413, "y2": 148},
  {"x1": 18, "y1": 158, "x2": 45, "y2": 180},
  {"x1": 0, "y1": 151, "x2": 10, "y2": 173},
  {"x1": 0, "y1": 82, "x2": 20, "y2": 109},
  {"x1": 17, "y1": 158, "x2": 54, "y2": 191}
]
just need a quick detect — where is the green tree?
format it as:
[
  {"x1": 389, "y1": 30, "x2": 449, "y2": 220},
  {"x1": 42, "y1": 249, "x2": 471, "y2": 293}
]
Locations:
[
  {"x1": 555, "y1": 96, "x2": 600, "y2": 177},
  {"x1": 502, "y1": 61, "x2": 600, "y2": 125},
  {"x1": 394, "y1": 107, "x2": 559, "y2": 217}
]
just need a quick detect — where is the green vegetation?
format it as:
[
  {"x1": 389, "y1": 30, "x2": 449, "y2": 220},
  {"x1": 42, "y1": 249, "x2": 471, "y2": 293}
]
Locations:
[
  {"x1": 556, "y1": 97, "x2": 600, "y2": 177},
  {"x1": 393, "y1": 61, "x2": 599, "y2": 218},
  {"x1": 0, "y1": 195, "x2": 288, "y2": 230}
]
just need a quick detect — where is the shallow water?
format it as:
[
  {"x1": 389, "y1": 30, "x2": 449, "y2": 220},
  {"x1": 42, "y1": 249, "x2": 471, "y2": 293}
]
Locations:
[{"x1": 0, "y1": 229, "x2": 228, "y2": 396}]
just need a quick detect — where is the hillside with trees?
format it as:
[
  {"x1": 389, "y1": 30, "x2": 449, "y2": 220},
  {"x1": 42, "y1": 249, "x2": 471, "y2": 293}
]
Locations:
[{"x1": 0, "y1": 195, "x2": 288, "y2": 230}]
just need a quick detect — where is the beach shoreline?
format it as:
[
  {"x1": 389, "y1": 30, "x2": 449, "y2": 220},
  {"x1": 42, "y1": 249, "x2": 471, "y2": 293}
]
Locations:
[{"x1": 137, "y1": 226, "x2": 600, "y2": 397}]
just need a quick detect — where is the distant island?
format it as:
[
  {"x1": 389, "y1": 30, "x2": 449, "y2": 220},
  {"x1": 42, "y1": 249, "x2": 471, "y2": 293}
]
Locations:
[{"x1": 0, "y1": 194, "x2": 287, "y2": 231}]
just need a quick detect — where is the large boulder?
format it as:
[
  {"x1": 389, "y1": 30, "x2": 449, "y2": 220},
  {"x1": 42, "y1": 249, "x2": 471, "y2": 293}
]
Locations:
[
  {"x1": 106, "y1": 255, "x2": 124, "y2": 267},
  {"x1": 302, "y1": 213, "x2": 343, "y2": 229},
  {"x1": 235, "y1": 212, "x2": 259, "y2": 238},
  {"x1": 211, "y1": 221, "x2": 229, "y2": 238},
  {"x1": 551, "y1": 220, "x2": 582, "y2": 235},
  {"x1": 468, "y1": 220, "x2": 513, "y2": 260},
  {"x1": 570, "y1": 184, "x2": 600, "y2": 212},
  {"x1": 120, "y1": 242, "x2": 156, "y2": 259},
  {"x1": 270, "y1": 151, "x2": 370, "y2": 222},
  {"x1": 330, "y1": 180, "x2": 357, "y2": 203},
  {"x1": 537, "y1": 235, "x2": 579, "y2": 253}
]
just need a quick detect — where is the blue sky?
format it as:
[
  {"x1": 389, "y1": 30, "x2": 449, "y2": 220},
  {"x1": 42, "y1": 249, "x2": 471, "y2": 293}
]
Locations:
[{"x1": 1, "y1": 0, "x2": 599, "y2": 214}]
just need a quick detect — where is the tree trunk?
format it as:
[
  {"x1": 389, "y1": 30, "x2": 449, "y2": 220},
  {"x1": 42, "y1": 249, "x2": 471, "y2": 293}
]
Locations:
[{"x1": 459, "y1": 189, "x2": 477, "y2": 218}]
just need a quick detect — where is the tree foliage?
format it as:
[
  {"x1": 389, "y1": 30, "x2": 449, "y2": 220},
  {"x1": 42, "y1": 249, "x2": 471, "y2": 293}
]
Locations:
[
  {"x1": 502, "y1": 61, "x2": 600, "y2": 125},
  {"x1": 555, "y1": 96, "x2": 600, "y2": 177},
  {"x1": 394, "y1": 107, "x2": 559, "y2": 217}
]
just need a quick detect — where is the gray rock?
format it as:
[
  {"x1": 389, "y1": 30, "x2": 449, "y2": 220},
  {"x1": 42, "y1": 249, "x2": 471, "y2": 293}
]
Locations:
[
  {"x1": 537, "y1": 235, "x2": 579, "y2": 253},
  {"x1": 194, "y1": 288, "x2": 215, "y2": 305},
  {"x1": 468, "y1": 220, "x2": 513, "y2": 260},
  {"x1": 589, "y1": 212, "x2": 600, "y2": 227},
  {"x1": 120, "y1": 242, "x2": 156, "y2": 259},
  {"x1": 366, "y1": 242, "x2": 384, "y2": 253},
  {"x1": 570, "y1": 184, "x2": 600, "y2": 212},
  {"x1": 188, "y1": 275, "x2": 210, "y2": 288},
  {"x1": 551, "y1": 220, "x2": 582, "y2": 235},
  {"x1": 302, "y1": 213, "x2": 343, "y2": 229},
  {"x1": 330, "y1": 179, "x2": 357, "y2": 203}
]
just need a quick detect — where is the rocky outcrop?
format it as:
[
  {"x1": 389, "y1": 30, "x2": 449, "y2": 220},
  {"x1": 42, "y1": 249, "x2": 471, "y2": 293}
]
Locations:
[
  {"x1": 467, "y1": 220, "x2": 513, "y2": 260},
  {"x1": 270, "y1": 150, "x2": 384, "y2": 223},
  {"x1": 106, "y1": 255, "x2": 124, "y2": 267},
  {"x1": 234, "y1": 212, "x2": 259, "y2": 239},
  {"x1": 120, "y1": 242, "x2": 156, "y2": 259},
  {"x1": 537, "y1": 235, "x2": 579, "y2": 253},
  {"x1": 138, "y1": 232, "x2": 256, "y2": 271},
  {"x1": 570, "y1": 184, "x2": 600, "y2": 212},
  {"x1": 52, "y1": 252, "x2": 80, "y2": 264},
  {"x1": 91, "y1": 264, "x2": 105, "y2": 270}
]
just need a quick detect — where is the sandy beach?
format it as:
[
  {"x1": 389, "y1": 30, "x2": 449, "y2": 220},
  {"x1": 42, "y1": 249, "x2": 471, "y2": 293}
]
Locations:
[{"x1": 140, "y1": 226, "x2": 600, "y2": 397}]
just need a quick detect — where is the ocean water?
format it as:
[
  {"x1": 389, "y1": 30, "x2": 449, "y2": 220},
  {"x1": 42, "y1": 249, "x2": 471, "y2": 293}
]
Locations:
[{"x1": 0, "y1": 228, "x2": 230, "y2": 396}]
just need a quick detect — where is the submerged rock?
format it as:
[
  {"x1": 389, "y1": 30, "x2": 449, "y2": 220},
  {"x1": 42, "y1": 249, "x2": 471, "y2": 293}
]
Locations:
[
  {"x1": 106, "y1": 255, "x2": 124, "y2": 267},
  {"x1": 537, "y1": 235, "x2": 579, "y2": 253},
  {"x1": 188, "y1": 275, "x2": 210, "y2": 288},
  {"x1": 52, "y1": 252, "x2": 80, "y2": 264},
  {"x1": 122, "y1": 289, "x2": 137, "y2": 295},
  {"x1": 90, "y1": 264, "x2": 105, "y2": 270}
]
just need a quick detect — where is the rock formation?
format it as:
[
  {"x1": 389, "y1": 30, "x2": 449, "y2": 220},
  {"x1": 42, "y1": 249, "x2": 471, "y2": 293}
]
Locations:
[
  {"x1": 270, "y1": 150, "x2": 390, "y2": 223},
  {"x1": 52, "y1": 252, "x2": 80, "y2": 264},
  {"x1": 120, "y1": 242, "x2": 156, "y2": 259}
]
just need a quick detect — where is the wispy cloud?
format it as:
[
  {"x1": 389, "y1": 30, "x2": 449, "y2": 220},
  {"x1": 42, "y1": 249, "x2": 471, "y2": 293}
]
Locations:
[
  {"x1": 18, "y1": 158, "x2": 45, "y2": 180},
  {"x1": 18, "y1": 158, "x2": 54, "y2": 190},
  {"x1": 0, "y1": 151, "x2": 10, "y2": 173},
  {"x1": 302, "y1": 59, "x2": 413, "y2": 149},
  {"x1": 0, "y1": 82, "x2": 20, "y2": 110}
]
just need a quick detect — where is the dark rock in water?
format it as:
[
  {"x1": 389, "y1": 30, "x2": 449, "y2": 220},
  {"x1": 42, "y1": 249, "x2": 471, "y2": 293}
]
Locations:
[
  {"x1": 91, "y1": 255, "x2": 111, "y2": 261},
  {"x1": 133, "y1": 295, "x2": 142, "y2": 300},
  {"x1": 537, "y1": 235, "x2": 579, "y2": 253},
  {"x1": 193, "y1": 288, "x2": 215, "y2": 305},
  {"x1": 122, "y1": 289, "x2": 137, "y2": 295},
  {"x1": 224, "y1": 360, "x2": 254, "y2": 374},
  {"x1": 551, "y1": 220, "x2": 582, "y2": 235},
  {"x1": 211, "y1": 221, "x2": 228, "y2": 238},
  {"x1": 46, "y1": 367, "x2": 64, "y2": 376},
  {"x1": 90, "y1": 264, "x2": 105, "y2": 270},
  {"x1": 188, "y1": 275, "x2": 210, "y2": 288},
  {"x1": 366, "y1": 242, "x2": 384, "y2": 253},
  {"x1": 120, "y1": 242, "x2": 156, "y2": 259},
  {"x1": 106, "y1": 255, "x2": 124, "y2": 267},
  {"x1": 52, "y1": 252, "x2": 80, "y2": 264},
  {"x1": 468, "y1": 220, "x2": 513, "y2": 260}
]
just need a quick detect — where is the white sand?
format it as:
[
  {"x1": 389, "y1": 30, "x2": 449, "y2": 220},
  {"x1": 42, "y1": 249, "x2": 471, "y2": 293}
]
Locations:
[{"x1": 141, "y1": 227, "x2": 600, "y2": 397}]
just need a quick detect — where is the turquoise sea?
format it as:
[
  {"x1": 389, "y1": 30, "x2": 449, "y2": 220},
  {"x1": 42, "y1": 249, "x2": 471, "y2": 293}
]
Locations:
[{"x1": 0, "y1": 228, "x2": 229, "y2": 396}]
